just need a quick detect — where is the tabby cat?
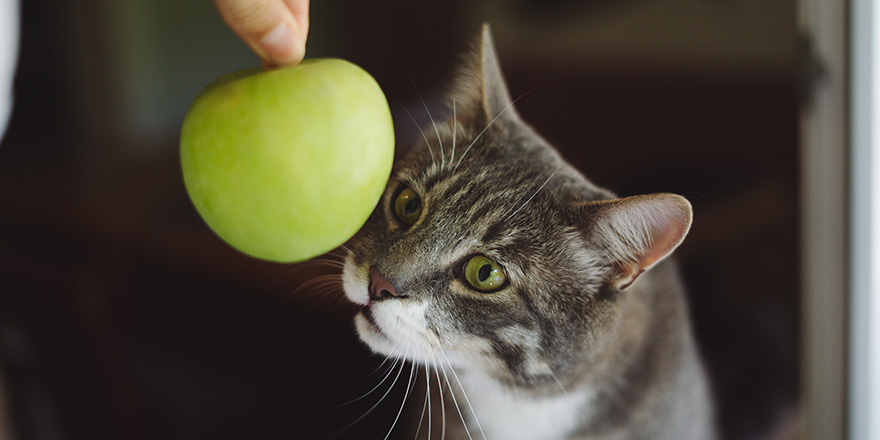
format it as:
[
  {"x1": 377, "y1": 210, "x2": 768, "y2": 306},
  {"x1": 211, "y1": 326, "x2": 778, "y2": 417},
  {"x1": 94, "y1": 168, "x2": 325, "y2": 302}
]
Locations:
[{"x1": 341, "y1": 25, "x2": 716, "y2": 440}]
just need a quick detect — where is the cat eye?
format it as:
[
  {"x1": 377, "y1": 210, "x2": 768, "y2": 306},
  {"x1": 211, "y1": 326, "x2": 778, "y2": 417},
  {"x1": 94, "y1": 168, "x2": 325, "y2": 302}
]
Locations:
[
  {"x1": 393, "y1": 187, "x2": 422, "y2": 226},
  {"x1": 463, "y1": 255, "x2": 506, "y2": 292}
]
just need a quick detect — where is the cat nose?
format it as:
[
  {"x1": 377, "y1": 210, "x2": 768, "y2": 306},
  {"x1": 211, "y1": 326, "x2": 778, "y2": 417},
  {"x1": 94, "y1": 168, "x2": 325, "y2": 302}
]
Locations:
[{"x1": 369, "y1": 266, "x2": 402, "y2": 302}]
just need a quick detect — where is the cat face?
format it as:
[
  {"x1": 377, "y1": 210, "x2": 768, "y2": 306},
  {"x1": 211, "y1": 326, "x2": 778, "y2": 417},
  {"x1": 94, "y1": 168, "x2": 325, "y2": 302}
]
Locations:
[
  {"x1": 341, "y1": 27, "x2": 692, "y2": 391},
  {"x1": 343, "y1": 142, "x2": 608, "y2": 389}
]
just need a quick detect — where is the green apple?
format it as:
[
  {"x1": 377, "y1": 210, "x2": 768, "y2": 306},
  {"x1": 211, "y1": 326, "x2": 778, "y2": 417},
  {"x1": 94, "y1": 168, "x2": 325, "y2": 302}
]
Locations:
[{"x1": 180, "y1": 59, "x2": 394, "y2": 263}]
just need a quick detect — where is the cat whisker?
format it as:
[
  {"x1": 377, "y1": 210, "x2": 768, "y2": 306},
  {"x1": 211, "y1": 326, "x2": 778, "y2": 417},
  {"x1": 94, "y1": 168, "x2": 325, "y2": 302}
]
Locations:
[
  {"x1": 549, "y1": 370, "x2": 567, "y2": 395},
  {"x1": 337, "y1": 244, "x2": 356, "y2": 258},
  {"x1": 399, "y1": 98, "x2": 437, "y2": 168},
  {"x1": 336, "y1": 355, "x2": 402, "y2": 408},
  {"x1": 298, "y1": 258, "x2": 344, "y2": 268},
  {"x1": 289, "y1": 274, "x2": 343, "y2": 298},
  {"x1": 292, "y1": 280, "x2": 349, "y2": 315},
  {"x1": 421, "y1": 362, "x2": 433, "y2": 440},
  {"x1": 299, "y1": 281, "x2": 344, "y2": 301},
  {"x1": 438, "y1": 358, "x2": 474, "y2": 440},
  {"x1": 412, "y1": 78, "x2": 445, "y2": 168},
  {"x1": 299, "y1": 245, "x2": 349, "y2": 263},
  {"x1": 431, "y1": 351, "x2": 447, "y2": 440},
  {"x1": 383, "y1": 359, "x2": 418, "y2": 440},
  {"x1": 322, "y1": 247, "x2": 349, "y2": 258},
  {"x1": 450, "y1": 98, "x2": 457, "y2": 168},
  {"x1": 274, "y1": 259, "x2": 344, "y2": 291},
  {"x1": 368, "y1": 355, "x2": 394, "y2": 381},
  {"x1": 414, "y1": 364, "x2": 429, "y2": 440},
  {"x1": 455, "y1": 91, "x2": 529, "y2": 170},
  {"x1": 333, "y1": 345, "x2": 411, "y2": 438},
  {"x1": 505, "y1": 166, "x2": 560, "y2": 222},
  {"x1": 536, "y1": 346, "x2": 568, "y2": 395},
  {"x1": 266, "y1": 258, "x2": 338, "y2": 289},
  {"x1": 287, "y1": 277, "x2": 345, "y2": 308},
  {"x1": 298, "y1": 258, "x2": 346, "y2": 270},
  {"x1": 285, "y1": 252, "x2": 346, "y2": 304},
  {"x1": 320, "y1": 249, "x2": 348, "y2": 259},
  {"x1": 438, "y1": 348, "x2": 487, "y2": 440}
]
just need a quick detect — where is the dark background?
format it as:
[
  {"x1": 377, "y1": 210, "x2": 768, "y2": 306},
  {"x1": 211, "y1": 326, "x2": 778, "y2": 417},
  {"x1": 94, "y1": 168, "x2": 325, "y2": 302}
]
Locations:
[{"x1": 0, "y1": 0, "x2": 799, "y2": 439}]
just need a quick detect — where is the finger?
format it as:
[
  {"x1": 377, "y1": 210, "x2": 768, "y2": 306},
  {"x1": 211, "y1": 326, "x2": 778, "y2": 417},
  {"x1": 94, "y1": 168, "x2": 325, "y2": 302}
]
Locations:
[
  {"x1": 213, "y1": 0, "x2": 306, "y2": 67},
  {"x1": 283, "y1": 0, "x2": 309, "y2": 44}
]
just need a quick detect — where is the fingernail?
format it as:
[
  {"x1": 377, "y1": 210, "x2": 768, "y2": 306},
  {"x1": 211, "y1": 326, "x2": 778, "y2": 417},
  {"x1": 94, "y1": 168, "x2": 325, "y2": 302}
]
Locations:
[{"x1": 260, "y1": 23, "x2": 298, "y2": 65}]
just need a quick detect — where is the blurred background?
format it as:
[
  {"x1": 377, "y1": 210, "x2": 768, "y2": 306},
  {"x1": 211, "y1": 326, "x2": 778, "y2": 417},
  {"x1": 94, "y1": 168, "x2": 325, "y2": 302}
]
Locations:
[{"x1": 0, "y1": 0, "x2": 799, "y2": 439}]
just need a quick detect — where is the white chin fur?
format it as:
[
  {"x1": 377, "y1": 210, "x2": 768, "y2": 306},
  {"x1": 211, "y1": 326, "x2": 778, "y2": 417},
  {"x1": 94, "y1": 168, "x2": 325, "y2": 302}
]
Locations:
[
  {"x1": 354, "y1": 301, "x2": 444, "y2": 365},
  {"x1": 343, "y1": 257, "x2": 476, "y2": 369},
  {"x1": 354, "y1": 313, "x2": 399, "y2": 355},
  {"x1": 342, "y1": 256, "x2": 369, "y2": 306}
]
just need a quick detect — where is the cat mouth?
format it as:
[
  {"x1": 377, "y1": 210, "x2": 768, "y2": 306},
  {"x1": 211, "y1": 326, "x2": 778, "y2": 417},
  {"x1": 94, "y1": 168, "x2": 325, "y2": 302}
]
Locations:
[
  {"x1": 359, "y1": 306, "x2": 390, "y2": 338},
  {"x1": 361, "y1": 305, "x2": 379, "y2": 327}
]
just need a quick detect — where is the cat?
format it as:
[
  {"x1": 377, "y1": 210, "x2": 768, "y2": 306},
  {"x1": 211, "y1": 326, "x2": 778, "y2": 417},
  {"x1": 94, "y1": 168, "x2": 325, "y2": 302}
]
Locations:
[{"x1": 340, "y1": 24, "x2": 716, "y2": 440}]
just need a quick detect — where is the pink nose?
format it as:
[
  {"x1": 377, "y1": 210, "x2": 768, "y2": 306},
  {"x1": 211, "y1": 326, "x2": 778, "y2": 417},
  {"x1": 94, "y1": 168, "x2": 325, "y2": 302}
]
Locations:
[{"x1": 369, "y1": 267, "x2": 401, "y2": 302}]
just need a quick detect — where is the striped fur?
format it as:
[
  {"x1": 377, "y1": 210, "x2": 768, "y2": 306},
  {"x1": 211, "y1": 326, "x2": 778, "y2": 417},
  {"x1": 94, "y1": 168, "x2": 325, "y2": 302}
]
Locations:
[{"x1": 341, "y1": 25, "x2": 716, "y2": 439}]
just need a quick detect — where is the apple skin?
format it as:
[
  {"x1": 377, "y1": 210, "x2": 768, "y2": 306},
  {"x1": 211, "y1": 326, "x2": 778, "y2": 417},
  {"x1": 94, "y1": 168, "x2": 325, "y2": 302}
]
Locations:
[{"x1": 180, "y1": 59, "x2": 394, "y2": 263}]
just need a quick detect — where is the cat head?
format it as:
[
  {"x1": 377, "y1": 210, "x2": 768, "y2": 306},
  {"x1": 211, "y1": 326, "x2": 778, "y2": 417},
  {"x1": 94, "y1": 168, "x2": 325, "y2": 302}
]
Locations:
[{"x1": 341, "y1": 25, "x2": 692, "y2": 391}]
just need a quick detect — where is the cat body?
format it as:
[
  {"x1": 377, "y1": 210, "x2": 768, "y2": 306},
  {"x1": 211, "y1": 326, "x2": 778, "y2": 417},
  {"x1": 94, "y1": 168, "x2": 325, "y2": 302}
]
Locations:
[
  {"x1": 341, "y1": 25, "x2": 716, "y2": 440},
  {"x1": 439, "y1": 261, "x2": 713, "y2": 440}
]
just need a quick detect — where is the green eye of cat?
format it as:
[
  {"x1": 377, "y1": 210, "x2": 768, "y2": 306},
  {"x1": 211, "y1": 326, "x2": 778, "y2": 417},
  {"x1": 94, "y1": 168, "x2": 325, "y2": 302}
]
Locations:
[
  {"x1": 393, "y1": 187, "x2": 422, "y2": 226},
  {"x1": 464, "y1": 255, "x2": 506, "y2": 292}
]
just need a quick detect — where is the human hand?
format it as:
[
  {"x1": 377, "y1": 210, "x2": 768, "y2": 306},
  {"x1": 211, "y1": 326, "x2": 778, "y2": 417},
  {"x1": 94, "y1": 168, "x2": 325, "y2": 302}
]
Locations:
[{"x1": 213, "y1": 0, "x2": 309, "y2": 68}]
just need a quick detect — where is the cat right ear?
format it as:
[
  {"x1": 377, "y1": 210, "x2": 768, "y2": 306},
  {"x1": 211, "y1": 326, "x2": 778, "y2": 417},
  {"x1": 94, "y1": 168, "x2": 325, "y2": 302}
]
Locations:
[
  {"x1": 579, "y1": 194, "x2": 693, "y2": 290},
  {"x1": 449, "y1": 23, "x2": 520, "y2": 126}
]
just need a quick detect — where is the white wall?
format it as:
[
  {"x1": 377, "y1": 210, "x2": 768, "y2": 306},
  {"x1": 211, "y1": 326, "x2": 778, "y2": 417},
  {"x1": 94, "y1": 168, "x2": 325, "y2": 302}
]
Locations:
[{"x1": 850, "y1": 0, "x2": 880, "y2": 438}]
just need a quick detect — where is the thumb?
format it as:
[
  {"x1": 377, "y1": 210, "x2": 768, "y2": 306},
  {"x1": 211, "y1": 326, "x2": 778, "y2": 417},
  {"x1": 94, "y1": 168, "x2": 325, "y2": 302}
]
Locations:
[{"x1": 213, "y1": 0, "x2": 306, "y2": 67}]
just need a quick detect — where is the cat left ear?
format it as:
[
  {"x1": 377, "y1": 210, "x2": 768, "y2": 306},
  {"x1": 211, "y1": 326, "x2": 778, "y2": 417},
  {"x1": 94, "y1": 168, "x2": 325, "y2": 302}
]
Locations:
[
  {"x1": 476, "y1": 24, "x2": 517, "y2": 121},
  {"x1": 580, "y1": 194, "x2": 693, "y2": 290},
  {"x1": 449, "y1": 23, "x2": 520, "y2": 125}
]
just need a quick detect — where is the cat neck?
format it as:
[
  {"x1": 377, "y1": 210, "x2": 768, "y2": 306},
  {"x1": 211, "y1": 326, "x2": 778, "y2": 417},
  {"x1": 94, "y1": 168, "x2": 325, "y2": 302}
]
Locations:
[
  {"x1": 439, "y1": 262, "x2": 715, "y2": 440},
  {"x1": 453, "y1": 367, "x2": 596, "y2": 440}
]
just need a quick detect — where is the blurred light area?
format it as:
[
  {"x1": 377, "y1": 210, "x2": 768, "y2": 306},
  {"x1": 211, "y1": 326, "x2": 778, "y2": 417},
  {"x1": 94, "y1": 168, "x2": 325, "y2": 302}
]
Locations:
[
  {"x1": 0, "y1": 4, "x2": 18, "y2": 439},
  {"x1": 59, "y1": 0, "x2": 797, "y2": 153},
  {"x1": 473, "y1": 0, "x2": 794, "y2": 80},
  {"x1": 798, "y1": 0, "x2": 848, "y2": 437},
  {"x1": 62, "y1": 0, "x2": 261, "y2": 151},
  {"x1": 0, "y1": 0, "x2": 18, "y2": 139},
  {"x1": 0, "y1": 1, "x2": 802, "y2": 439},
  {"x1": 850, "y1": 0, "x2": 880, "y2": 438}
]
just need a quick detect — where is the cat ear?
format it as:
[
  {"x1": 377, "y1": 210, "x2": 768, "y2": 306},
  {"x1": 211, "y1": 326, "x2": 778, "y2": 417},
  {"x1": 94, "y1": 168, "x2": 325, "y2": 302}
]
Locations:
[
  {"x1": 450, "y1": 23, "x2": 520, "y2": 125},
  {"x1": 581, "y1": 194, "x2": 693, "y2": 290}
]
